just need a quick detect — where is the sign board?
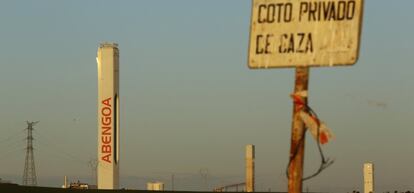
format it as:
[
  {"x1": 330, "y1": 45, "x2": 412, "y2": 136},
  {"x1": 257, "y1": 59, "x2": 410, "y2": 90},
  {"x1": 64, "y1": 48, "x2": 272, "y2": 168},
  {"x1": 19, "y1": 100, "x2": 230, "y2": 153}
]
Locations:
[{"x1": 248, "y1": 0, "x2": 364, "y2": 68}]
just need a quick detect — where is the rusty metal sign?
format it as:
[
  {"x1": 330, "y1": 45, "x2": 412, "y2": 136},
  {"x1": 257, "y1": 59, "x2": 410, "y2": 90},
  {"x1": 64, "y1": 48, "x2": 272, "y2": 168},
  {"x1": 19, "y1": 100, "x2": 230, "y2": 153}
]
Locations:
[{"x1": 248, "y1": 0, "x2": 364, "y2": 68}]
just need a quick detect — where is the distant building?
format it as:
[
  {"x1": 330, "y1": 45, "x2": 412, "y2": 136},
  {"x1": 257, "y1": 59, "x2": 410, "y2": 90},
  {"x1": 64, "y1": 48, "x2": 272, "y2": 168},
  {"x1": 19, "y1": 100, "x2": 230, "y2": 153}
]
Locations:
[
  {"x1": 364, "y1": 162, "x2": 374, "y2": 193},
  {"x1": 68, "y1": 180, "x2": 96, "y2": 189},
  {"x1": 0, "y1": 178, "x2": 12, "y2": 184},
  {"x1": 147, "y1": 182, "x2": 164, "y2": 191}
]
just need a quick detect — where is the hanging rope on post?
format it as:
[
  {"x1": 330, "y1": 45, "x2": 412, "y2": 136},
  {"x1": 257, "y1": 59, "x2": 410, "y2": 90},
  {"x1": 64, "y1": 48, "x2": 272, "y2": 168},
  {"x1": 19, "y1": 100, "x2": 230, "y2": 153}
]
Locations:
[{"x1": 286, "y1": 92, "x2": 335, "y2": 181}]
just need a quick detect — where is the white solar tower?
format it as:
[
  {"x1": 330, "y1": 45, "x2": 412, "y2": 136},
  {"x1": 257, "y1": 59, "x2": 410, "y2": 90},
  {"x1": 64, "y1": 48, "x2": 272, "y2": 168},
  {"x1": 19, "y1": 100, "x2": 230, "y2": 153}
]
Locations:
[{"x1": 96, "y1": 43, "x2": 120, "y2": 189}]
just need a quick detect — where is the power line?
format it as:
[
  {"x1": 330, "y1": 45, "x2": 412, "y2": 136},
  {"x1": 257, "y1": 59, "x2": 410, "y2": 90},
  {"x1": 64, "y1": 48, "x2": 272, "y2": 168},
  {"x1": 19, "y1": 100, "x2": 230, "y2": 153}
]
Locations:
[{"x1": 0, "y1": 129, "x2": 25, "y2": 145}]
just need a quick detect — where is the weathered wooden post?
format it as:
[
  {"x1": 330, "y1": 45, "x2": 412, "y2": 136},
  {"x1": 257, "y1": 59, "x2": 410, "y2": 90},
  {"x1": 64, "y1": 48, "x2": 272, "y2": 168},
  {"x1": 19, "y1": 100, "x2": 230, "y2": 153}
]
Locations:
[{"x1": 288, "y1": 67, "x2": 309, "y2": 193}]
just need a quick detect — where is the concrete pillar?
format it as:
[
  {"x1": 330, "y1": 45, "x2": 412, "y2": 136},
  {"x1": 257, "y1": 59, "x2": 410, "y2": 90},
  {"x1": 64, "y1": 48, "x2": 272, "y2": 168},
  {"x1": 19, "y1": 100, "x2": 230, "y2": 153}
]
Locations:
[
  {"x1": 246, "y1": 144, "x2": 255, "y2": 192},
  {"x1": 364, "y1": 163, "x2": 374, "y2": 193},
  {"x1": 64, "y1": 176, "x2": 68, "y2": 188}
]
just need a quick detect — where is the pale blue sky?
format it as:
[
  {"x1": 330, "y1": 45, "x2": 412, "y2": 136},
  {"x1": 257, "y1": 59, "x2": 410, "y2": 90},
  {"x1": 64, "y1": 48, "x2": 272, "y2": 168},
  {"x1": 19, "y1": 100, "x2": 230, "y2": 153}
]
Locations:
[{"x1": 0, "y1": 0, "x2": 413, "y2": 192}]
